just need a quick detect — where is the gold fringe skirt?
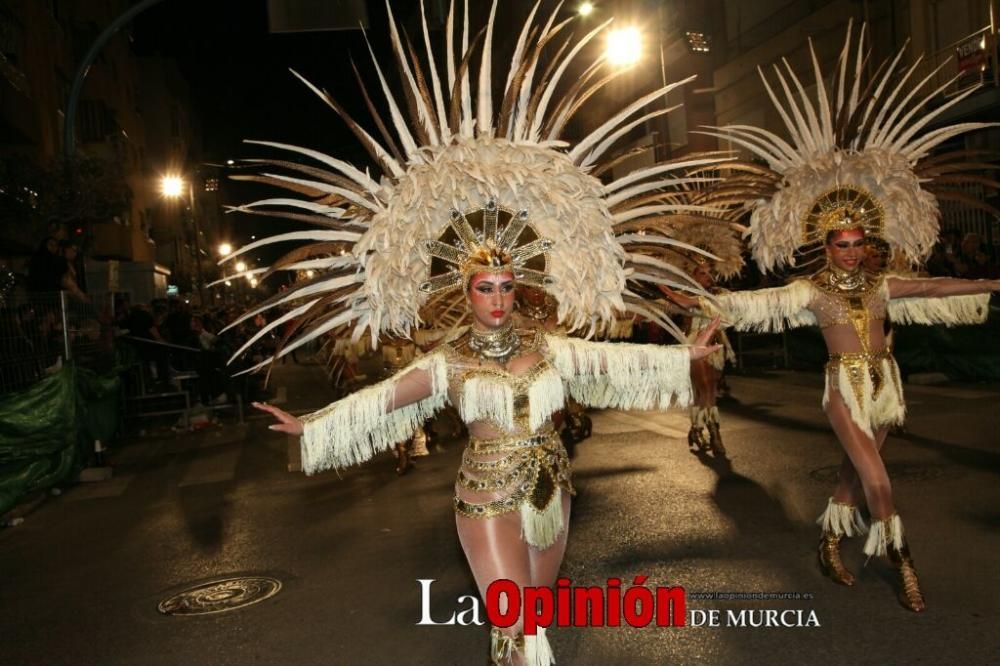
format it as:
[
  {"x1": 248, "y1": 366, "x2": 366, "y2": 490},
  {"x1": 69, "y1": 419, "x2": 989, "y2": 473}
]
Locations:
[
  {"x1": 453, "y1": 428, "x2": 573, "y2": 549},
  {"x1": 822, "y1": 350, "x2": 905, "y2": 438}
]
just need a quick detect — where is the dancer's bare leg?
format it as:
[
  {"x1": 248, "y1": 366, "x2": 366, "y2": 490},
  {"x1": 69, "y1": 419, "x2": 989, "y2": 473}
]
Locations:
[
  {"x1": 832, "y1": 426, "x2": 889, "y2": 506},
  {"x1": 691, "y1": 359, "x2": 715, "y2": 408},
  {"x1": 457, "y1": 494, "x2": 569, "y2": 665},
  {"x1": 529, "y1": 490, "x2": 572, "y2": 587},
  {"x1": 824, "y1": 395, "x2": 895, "y2": 519}
]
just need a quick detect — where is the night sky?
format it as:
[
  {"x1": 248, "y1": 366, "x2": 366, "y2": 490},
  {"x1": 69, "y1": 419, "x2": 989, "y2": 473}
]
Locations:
[
  {"x1": 129, "y1": 0, "x2": 654, "y2": 255},
  {"x1": 131, "y1": 1, "x2": 606, "y2": 160}
]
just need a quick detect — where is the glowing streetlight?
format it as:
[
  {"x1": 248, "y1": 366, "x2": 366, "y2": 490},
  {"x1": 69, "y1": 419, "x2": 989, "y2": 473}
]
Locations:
[
  {"x1": 235, "y1": 260, "x2": 247, "y2": 273},
  {"x1": 160, "y1": 175, "x2": 184, "y2": 198},
  {"x1": 249, "y1": 278, "x2": 259, "y2": 288},
  {"x1": 578, "y1": 2, "x2": 594, "y2": 16},
  {"x1": 606, "y1": 27, "x2": 642, "y2": 67},
  {"x1": 218, "y1": 242, "x2": 233, "y2": 257}
]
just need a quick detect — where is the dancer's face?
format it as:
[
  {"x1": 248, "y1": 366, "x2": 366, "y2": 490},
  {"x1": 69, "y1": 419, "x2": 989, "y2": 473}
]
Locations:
[
  {"x1": 826, "y1": 229, "x2": 866, "y2": 271},
  {"x1": 693, "y1": 263, "x2": 714, "y2": 289},
  {"x1": 467, "y1": 271, "x2": 515, "y2": 329}
]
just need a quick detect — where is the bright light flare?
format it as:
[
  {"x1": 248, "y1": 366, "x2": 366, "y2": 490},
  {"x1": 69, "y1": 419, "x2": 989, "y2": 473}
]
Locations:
[
  {"x1": 606, "y1": 27, "x2": 642, "y2": 67},
  {"x1": 305, "y1": 270, "x2": 315, "y2": 278},
  {"x1": 250, "y1": 278, "x2": 259, "y2": 288},
  {"x1": 160, "y1": 175, "x2": 184, "y2": 198},
  {"x1": 578, "y1": 2, "x2": 594, "y2": 16},
  {"x1": 235, "y1": 260, "x2": 247, "y2": 273},
  {"x1": 218, "y1": 243, "x2": 233, "y2": 256}
]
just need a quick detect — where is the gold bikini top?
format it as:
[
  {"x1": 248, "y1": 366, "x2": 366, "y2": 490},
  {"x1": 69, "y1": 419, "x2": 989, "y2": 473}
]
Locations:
[
  {"x1": 442, "y1": 328, "x2": 566, "y2": 434},
  {"x1": 807, "y1": 270, "x2": 888, "y2": 352}
]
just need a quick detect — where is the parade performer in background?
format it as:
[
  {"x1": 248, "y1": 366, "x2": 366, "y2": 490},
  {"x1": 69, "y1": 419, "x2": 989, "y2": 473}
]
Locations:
[
  {"x1": 693, "y1": 22, "x2": 1000, "y2": 612},
  {"x1": 228, "y1": 2, "x2": 728, "y2": 662},
  {"x1": 658, "y1": 216, "x2": 745, "y2": 456}
]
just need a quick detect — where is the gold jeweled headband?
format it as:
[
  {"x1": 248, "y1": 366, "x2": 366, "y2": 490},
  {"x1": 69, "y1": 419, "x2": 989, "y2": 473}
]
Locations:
[
  {"x1": 802, "y1": 186, "x2": 885, "y2": 244},
  {"x1": 419, "y1": 198, "x2": 555, "y2": 295}
]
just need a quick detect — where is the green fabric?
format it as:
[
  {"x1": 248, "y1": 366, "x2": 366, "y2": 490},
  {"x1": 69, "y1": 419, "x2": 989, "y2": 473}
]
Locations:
[{"x1": 0, "y1": 364, "x2": 121, "y2": 515}]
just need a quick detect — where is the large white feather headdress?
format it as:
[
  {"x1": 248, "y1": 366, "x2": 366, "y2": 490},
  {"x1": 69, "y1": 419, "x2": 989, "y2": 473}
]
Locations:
[
  {"x1": 701, "y1": 21, "x2": 999, "y2": 274},
  {"x1": 223, "y1": 0, "x2": 733, "y2": 369}
]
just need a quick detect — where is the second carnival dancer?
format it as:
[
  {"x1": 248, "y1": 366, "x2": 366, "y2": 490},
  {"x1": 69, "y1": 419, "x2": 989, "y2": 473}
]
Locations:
[
  {"x1": 235, "y1": 3, "x2": 728, "y2": 663},
  {"x1": 658, "y1": 217, "x2": 745, "y2": 456},
  {"x1": 694, "y1": 23, "x2": 1000, "y2": 612}
]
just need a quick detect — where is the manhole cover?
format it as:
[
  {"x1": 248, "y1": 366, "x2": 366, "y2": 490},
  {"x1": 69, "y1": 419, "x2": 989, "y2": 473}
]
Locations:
[
  {"x1": 158, "y1": 576, "x2": 281, "y2": 616},
  {"x1": 809, "y1": 462, "x2": 951, "y2": 484}
]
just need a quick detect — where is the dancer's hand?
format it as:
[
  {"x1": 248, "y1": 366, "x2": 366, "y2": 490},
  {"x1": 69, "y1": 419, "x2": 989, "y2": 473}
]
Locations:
[
  {"x1": 253, "y1": 401, "x2": 304, "y2": 435},
  {"x1": 688, "y1": 317, "x2": 723, "y2": 360}
]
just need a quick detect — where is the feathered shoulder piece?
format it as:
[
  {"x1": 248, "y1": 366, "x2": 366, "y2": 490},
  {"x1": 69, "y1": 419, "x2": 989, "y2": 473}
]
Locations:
[
  {"x1": 701, "y1": 21, "x2": 999, "y2": 274},
  {"x1": 222, "y1": 0, "x2": 735, "y2": 371}
]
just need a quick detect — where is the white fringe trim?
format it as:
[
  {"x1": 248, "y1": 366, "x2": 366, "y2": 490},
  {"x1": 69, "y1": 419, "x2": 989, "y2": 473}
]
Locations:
[
  {"x1": 460, "y1": 375, "x2": 514, "y2": 431},
  {"x1": 822, "y1": 357, "x2": 905, "y2": 438},
  {"x1": 524, "y1": 626, "x2": 556, "y2": 666},
  {"x1": 300, "y1": 351, "x2": 449, "y2": 474},
  {"x1": 707, "y1": 280, "x2": 817, "y2": 333},
  {"x1": 816, "y1": 498, "x2": 868, "y2": 537},
  {"x1": 545, "y1": 335, "x2": 692, "y2": 410},
  {"x1": 887, "y1": 293, "x2": 990, "y2": 327},
  {"x1": 527, "y1": 369, "x2": 567, "y2": 432},
  {"x1": 520, "y1": 490, "x2": 564, "y2": 550},
  {"x1": 863, "y1": 514, "x2": 904, "y2": 557}
]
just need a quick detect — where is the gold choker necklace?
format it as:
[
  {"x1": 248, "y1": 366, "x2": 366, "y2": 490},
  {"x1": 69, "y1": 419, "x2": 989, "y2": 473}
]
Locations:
[
  {"x1": 468, "y1": 322, "x2": 521, "y2": 363},
  {"x1": 817, "y1": 264, "x2": 865, "y2": 293}
]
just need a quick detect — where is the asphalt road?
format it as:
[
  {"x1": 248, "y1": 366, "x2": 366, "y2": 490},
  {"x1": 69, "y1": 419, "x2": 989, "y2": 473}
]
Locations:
[{"x1": 1, "y1": 362, "x2": 998, "y2": 665}]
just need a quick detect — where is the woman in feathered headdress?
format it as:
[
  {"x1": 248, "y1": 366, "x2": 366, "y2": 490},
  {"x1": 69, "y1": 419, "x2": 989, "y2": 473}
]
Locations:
[
  {"x1": 694, "y1": 23, "x2": 1000, "y2": 612},
  {"x1": 656, "y1": 205, "x2": 746, "y2": 456},
  {"x1": 241, "y1": 2, "x2": 725, "y2": 662}
]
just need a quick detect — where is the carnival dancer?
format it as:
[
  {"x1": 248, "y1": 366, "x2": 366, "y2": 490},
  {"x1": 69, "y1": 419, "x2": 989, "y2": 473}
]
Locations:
[
  {"x1": 693, "y1": 22, "x2": 1000, "y2": 612},
  {"x1": 229, "y1": 3, "x2": 729, "y2": 662},
  {"x1": 658, "y1": 217, "x2": 745, "y2": 456}
]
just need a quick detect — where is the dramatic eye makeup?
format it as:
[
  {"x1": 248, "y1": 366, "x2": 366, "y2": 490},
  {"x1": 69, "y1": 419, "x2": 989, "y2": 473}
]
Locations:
[{"x1": 474, "y1": 280, "x2": 514, "y2": 294}]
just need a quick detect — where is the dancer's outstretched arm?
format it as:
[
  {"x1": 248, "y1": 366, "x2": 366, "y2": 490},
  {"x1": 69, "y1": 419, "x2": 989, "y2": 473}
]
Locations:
[
  {"x1": 886, "y1": 276, "x2": 998, "y2": 327},
  {"x1": 254, "y1": 350, "x2": 449, "y2": 474},
  {"x1": 543, "y1": 320, "x2": 721, "y2": 410},
  {"x1": 663, "y1": 281, "x2": 817, "y2": 333}
]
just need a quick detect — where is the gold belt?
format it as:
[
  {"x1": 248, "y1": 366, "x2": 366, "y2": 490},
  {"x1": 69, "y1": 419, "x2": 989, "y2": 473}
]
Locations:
[
  {"x1": 826, "y1": 350, "x2": 893, "y2": 400},
  {"x1": 468, "y1": 429, "x2": 557, "y2": 454},
  {"x1": 827, "y1": 349, "x2": 891, "y2": 364}
]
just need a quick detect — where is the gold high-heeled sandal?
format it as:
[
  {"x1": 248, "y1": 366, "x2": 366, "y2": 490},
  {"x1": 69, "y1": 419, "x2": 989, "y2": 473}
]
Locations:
[
  {"x1": 887, "y1": 543, "x2": 926, "y2": 612},
  {"x1": 818, "y1": 533, "x2": 855, "y2": 586}
]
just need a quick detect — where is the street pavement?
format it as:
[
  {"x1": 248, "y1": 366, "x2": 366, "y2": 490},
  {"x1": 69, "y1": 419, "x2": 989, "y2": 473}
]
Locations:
[{"x1": 1, "y1": 360, "x2": 998, "y2": 665}]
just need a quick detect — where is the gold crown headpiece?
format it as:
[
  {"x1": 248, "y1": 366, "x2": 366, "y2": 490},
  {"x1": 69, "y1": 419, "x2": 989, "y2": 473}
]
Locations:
[
  {"x1": 419, "y1": 198, "x2": 554, "y2": 296},
  {"x1": 802, "y1": 187, "x2": 884, "y2": 244}
]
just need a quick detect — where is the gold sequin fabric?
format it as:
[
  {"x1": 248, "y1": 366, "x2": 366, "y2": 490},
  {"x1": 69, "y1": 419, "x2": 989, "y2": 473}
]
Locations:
[
  {"x1": 454, "y1": 428, "x2": 573, "y2": 520},
  {"x1": 442, "y1": 329, "x2": 573, "y2": 521}
]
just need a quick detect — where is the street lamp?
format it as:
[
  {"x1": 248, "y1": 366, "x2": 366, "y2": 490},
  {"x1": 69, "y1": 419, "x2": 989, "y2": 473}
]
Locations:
[
  {"x1": 159, "y1": 173, "x2": 206, "y2": 305},
  {"x1": 160, "y1": 175, "x2": 184, "y2": 197},
  {"x1": 606, "y1": 27, "x2": 641, "y2": 67},
  {"x1": 218, "y1": 242, "x2": 233, "y2": 257}
]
